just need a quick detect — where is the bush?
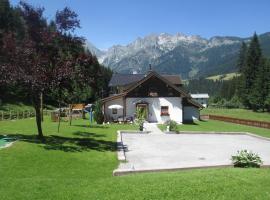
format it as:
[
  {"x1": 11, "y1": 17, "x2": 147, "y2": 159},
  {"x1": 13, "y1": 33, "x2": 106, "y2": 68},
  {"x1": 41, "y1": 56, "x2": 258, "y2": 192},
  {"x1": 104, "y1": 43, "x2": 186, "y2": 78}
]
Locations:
[
  {"x1": 135, "y1": 107, "x2": 146, "y2": 131},
  {"x1": 231, "y1": 150, "x2": 263, "y2": 168},
  {"x1": 93, "y1": 99, "x2": 104, "y2": 124},
  {"x1": 165, "y1": 120, "x2": 178, "y2": 132}
]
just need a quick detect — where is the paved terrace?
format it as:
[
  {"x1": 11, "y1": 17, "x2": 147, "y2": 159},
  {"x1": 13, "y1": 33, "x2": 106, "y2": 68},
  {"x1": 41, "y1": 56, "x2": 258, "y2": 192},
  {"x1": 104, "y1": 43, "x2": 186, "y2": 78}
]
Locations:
[{"x1": 114, "y1": 130, "x2": 270, "y2": 175}]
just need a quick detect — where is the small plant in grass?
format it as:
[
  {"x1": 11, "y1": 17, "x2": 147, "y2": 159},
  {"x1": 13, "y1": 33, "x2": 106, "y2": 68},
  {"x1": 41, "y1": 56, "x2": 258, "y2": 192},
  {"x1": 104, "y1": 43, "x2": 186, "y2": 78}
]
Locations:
[
  {"x1": 165, "y1": 120, "x2": 179, "y2": 132},
  {"x1": 231, "y1": 150, "x2": 263, "y2": 168}
]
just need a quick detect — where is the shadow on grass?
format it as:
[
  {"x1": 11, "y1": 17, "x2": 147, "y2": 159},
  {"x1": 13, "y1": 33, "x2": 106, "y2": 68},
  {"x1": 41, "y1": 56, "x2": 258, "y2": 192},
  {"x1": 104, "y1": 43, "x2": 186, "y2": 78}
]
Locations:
[
  {"x1": 73, "y1": 124, "x2": 109, "y2": 129},
  {"x1": 183, "y1": 121, "x2": 199, "y2": 125},
  {"x1": 73, "y1": 131, "x2": 106, "y2": 138},
  {"x1": 6, "y1": 133, "x2": 117, "y2": 153}
]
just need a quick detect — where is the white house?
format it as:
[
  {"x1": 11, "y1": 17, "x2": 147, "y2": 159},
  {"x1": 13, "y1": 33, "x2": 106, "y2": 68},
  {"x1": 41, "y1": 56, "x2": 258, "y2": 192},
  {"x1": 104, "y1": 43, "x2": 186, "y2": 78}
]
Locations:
[
  {"x1": 190, "y1": 94, "x2": 209, "y2": 108},
  {"x1": 101, "y1": 71, "x2": 203, "y2": 124}
]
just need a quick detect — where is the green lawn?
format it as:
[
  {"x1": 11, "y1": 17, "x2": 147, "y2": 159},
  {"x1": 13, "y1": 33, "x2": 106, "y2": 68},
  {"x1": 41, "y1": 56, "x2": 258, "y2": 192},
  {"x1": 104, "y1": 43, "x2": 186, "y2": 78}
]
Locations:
[
  {"x1": 1, "y1": 117, "x2": 270, "y2": 199},
  {"x1": 201, "y1": 108, "x2": 270, "y2": 122},
  {"x1": 159, "y1": 120, "x2": 270, "y2": 138}
]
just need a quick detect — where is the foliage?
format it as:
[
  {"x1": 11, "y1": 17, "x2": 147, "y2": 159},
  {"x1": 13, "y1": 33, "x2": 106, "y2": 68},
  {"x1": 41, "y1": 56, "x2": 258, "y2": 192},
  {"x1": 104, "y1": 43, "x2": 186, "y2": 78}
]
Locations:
[
  {"x1": 135, "y1": 107, "x2": 146, "y2": 131},
  {"x1": 231, "y1": 150, "x2": 263, "y2": 168},
  {"x1": 165, "y1": 120, "x2": 178, "y2": 132},
  {"x1": 238, "y1": 33, "x2": 270, "y2": 111},
  {"x1": 0, "y1": 1, "x2": 112, "y2": 136},
  {"x1": 93, "y1": 99, "x2": 104, "y2": 124}
]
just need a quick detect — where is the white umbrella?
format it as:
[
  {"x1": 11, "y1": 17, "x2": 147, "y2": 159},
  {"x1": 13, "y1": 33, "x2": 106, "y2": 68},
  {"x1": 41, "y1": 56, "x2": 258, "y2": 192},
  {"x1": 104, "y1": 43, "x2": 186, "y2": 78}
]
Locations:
[{"x1": 108, "y1": 104, "x2": 123, "y2": 109}]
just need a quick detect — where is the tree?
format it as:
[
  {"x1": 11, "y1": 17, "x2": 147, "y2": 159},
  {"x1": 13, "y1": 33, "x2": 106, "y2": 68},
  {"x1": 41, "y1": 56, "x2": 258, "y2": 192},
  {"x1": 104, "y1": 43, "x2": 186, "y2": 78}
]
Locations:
[
  {"x1": 237, "y1": 42, "x2": 247, "y2": 73},
  {"x1": 0, "y1": 2, "x2": 83, "y2": 138},
  {"x1": 241, "y1": 33, "x2": 262, "y2": 109},
  {"x1": 93, "y1": 99, "x2": 104, "y2": 124},
  {"x1": 250, "y1": 58, "x2": 269, "y2": 111}
]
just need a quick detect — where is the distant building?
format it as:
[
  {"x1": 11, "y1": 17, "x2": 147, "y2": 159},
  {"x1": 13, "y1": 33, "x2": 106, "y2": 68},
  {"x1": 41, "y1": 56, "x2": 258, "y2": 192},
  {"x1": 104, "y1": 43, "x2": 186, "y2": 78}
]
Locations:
[{"x1": 190, "y1": 94, "x2": 209, "y2": 108}]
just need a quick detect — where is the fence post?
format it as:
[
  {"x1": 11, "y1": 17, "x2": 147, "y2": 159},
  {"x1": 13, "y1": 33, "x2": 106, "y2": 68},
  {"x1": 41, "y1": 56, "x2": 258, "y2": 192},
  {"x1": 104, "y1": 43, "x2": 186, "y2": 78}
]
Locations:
[
  {"x1": 17, "y1": 111, "x2": 19, "y2": 120},
  {"x1": 1, "y1": 111, "x2": 3, "y2": 121},
  {"x1": 9, "y1": 111, "x2": 12, "y2": 120}
]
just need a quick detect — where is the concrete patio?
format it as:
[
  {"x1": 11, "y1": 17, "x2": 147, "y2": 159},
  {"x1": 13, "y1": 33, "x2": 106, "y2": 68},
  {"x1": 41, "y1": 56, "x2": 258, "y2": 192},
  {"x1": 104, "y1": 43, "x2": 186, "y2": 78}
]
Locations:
[{"x1": 114, "y1": 131, "x2": 270, "y2": 175}]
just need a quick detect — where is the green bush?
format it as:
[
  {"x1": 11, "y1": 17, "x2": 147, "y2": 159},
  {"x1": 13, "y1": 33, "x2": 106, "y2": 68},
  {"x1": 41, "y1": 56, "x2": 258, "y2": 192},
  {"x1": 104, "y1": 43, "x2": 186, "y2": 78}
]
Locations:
[
  {"x1": 231, "y1": 150, "x2": 263, "y2": 168},
  {"x1": 135, "y1": 107, "x2": 146, "y2": 131},
  {"x1": 93, "y1": 99, "x2": 104, "y2": 124},
  {"x1": 165, "y1": 120, "x2": 178, "y2": 132}
]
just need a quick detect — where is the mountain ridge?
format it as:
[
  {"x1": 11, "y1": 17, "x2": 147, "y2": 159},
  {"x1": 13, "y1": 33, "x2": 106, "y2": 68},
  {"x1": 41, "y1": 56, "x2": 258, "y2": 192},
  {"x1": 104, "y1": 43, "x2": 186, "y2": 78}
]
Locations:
[{"x1": 86, "y1": 32, "x2": 270, "y2": 79}]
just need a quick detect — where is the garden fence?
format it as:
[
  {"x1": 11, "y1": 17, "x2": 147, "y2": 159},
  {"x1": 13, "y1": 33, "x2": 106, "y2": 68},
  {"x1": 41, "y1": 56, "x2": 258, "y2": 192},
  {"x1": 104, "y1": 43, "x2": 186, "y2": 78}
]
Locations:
[
  {"x1": 0, "y1": 109, "x2": 51, "y2": 121},
  {"x1": 201, "y1": 114, "x2": 270, "y2": 129}
]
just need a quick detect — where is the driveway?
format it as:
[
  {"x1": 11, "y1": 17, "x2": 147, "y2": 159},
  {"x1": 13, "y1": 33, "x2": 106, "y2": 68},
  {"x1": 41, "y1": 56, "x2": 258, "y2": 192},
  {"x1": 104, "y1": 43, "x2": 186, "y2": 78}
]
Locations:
[{"x1": 116, "y1": 133, "x2": 270, "y2": 174}]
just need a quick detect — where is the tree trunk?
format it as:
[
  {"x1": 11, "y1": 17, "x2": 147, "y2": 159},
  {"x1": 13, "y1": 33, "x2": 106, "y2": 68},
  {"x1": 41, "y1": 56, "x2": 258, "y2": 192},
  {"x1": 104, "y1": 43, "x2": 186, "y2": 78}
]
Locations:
[
  {"x1": 40, "y1": 92, "x2": 43, "y2": 122},
  {"x1": 57, "y1": 101, "x2": 61, "y2": 133},
  {"x1": 33, "y1": 95, "x2": 43, "y2": 138},
  {"x1": 69, "y1": 104, "x2": 73, "y2": 126}
]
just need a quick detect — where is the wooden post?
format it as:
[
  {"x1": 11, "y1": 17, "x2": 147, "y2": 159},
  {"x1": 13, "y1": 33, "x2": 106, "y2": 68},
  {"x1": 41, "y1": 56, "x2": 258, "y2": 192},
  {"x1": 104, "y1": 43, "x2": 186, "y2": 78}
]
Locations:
[
  {"x1": 123, "y1": 97, "x2": 126, "y2": 121},
  {"x1": 17, "y1": 111, "x2": 19, "y2": 120},
  {"x1": 1, "y1": 111, "x2": 3, "y2": 121},
  {"x1": 9, "y1": 111, "x2": 12, "y2": 120}
]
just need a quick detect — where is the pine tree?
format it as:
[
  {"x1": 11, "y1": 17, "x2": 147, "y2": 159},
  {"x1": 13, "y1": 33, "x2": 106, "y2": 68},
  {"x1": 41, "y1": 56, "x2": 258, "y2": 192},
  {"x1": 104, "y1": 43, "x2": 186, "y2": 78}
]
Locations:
[
  {"x1": 250, "y1": 58, "x2": 268, "y2": 111},
  {"x1": 241, "y1": 33, "x2": 262, "y2": 109},
  {"x1": 264, "y1": 60, "x2": 270, "y2": 112},
  {"x1": 237, "y1": 42, "x2": 247, "y2": 73}
]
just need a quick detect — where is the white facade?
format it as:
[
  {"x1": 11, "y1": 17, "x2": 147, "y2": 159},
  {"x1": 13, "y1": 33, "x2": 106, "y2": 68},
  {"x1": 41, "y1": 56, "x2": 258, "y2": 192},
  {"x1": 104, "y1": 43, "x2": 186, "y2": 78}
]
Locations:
[
  {"x1": 183, "y1": 106, "x2": 200, "y2": 121},
  {"x1": 104, "y1": 98, "x2": 124, "y2": 121},
  {"x1": 104, "y1": 97, "x2": 183, "y2": 123}
]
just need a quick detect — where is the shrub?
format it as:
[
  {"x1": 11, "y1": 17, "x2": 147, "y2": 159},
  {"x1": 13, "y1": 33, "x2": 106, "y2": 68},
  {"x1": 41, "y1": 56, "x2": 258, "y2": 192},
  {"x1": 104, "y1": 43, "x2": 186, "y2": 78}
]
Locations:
[
  {"x1": 93, "y1": 99, "x2": 104, "y2": 124},
  {"x1": 135, "y1": 107, "x2": 146, "y2": 131},
  {"x1": 165, "y1": 120, "x2": 178, "y2": 132},
  {"x1": 231, "y1": 150, "x2": 263, "y2": 168}
]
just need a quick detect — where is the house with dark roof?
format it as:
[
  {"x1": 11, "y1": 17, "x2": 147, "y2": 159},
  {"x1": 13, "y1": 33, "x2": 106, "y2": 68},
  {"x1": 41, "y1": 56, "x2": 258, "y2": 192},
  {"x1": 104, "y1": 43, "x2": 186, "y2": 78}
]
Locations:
[{"x1": 101, "y1": 70, "x2": 203, "y2": 123}]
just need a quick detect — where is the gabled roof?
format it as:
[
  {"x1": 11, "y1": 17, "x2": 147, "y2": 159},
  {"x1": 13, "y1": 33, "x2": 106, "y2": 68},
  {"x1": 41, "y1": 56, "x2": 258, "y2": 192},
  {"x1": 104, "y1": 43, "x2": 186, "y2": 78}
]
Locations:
[
  {"x1": 102, "y1": 71, "x2": 203, "y2": 109},
  {"x1": 109, "y1": 73, "x2": 182, "y2": 87},
  {"x1": 109, "y1": 74, "x2": 145, "y2": 87},
  {"x1": 124, "y1": 71, "x2": 189, "y2": 97}
]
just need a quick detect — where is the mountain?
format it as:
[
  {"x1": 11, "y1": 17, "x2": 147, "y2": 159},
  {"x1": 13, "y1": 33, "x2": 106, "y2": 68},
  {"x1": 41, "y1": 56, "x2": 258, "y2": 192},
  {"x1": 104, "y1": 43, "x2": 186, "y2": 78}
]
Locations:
[
  {"x1": 84, "y1": 41, "x2": 104, "y2": 57},
  {"x1": 86, "y1": 32, "x2": 270, "y2": 79}
]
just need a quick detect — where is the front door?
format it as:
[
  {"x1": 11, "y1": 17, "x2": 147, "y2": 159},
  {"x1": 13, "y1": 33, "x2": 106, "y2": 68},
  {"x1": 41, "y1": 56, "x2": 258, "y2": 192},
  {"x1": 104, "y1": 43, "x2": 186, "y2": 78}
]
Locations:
[{"x1": 136, "y1": 104, "x2": 148, "y2": 121}]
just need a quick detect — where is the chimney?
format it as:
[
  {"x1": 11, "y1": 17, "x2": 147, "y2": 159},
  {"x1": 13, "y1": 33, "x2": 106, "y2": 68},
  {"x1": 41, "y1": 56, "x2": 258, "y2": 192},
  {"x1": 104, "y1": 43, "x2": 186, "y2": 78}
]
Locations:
[{"x1": 149, "y1": 64, "x2": 152, "y2": 71}]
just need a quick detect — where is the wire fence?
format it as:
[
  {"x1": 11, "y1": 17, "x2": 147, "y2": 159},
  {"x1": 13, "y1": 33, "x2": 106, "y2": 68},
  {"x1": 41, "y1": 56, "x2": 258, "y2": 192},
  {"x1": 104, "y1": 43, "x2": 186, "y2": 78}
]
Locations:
[{"x1": 0, "y1": 109, "x2": 52, "y2": 121}]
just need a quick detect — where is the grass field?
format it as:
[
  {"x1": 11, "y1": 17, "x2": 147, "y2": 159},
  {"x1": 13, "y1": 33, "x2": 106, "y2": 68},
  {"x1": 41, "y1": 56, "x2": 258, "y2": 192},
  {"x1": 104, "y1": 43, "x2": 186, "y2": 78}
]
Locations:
[
  {"x1": 1, "y1": 117, "x2": 270, "y2": 199},
  {"x1": 201, "y1": 108, "x2": 270, "y2": 122},
  {"x1": 158, "y1": 120, "x2": 270, "y2": 138},
  {"x1": 206, "y1": 72, "x2": 240, "y2": 81}
]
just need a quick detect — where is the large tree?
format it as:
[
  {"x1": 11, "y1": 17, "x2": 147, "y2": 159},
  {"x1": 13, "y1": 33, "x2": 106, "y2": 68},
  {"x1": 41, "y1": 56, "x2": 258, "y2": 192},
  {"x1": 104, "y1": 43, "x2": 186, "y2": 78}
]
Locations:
[
  {"x1": 0, "y1": 2, "x2": 83, "y2": 138},
  {"x1": 241, "y1": 33, "x2": 263, "y2": 109}
]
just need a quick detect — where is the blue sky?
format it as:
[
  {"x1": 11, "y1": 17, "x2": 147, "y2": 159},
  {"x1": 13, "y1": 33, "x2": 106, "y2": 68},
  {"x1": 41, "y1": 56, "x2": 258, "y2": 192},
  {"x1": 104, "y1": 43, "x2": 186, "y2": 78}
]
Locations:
[{"x1": 10, "y1": 0, "x2": 270, "y2": 50}]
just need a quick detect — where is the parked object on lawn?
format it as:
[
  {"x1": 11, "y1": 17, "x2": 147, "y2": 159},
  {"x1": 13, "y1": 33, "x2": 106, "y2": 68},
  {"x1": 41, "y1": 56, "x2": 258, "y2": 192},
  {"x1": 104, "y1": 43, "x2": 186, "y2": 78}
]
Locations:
[{"x1": 84, "y1": 104, "x2": 94, "y2": 124}]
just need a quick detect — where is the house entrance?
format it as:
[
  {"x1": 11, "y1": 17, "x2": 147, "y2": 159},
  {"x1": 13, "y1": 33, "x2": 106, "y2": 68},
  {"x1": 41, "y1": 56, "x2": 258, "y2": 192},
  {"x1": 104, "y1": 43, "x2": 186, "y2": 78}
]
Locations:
[{"x1": 136, "y1": 103, "x2": 148, "y2": 121}]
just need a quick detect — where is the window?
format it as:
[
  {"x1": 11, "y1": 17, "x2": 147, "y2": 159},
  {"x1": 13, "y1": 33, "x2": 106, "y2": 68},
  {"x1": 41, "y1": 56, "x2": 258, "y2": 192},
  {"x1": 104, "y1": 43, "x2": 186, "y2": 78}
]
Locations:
[
  {"x1": 149, "y1": 87, "x2": 158, "y2": 97},
  {"x1": 112, "y1": 108, "x2": 117, "y2": 114},
  {"x1": 161, "y1": 106, "x2": 169, "y2": 116}
]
